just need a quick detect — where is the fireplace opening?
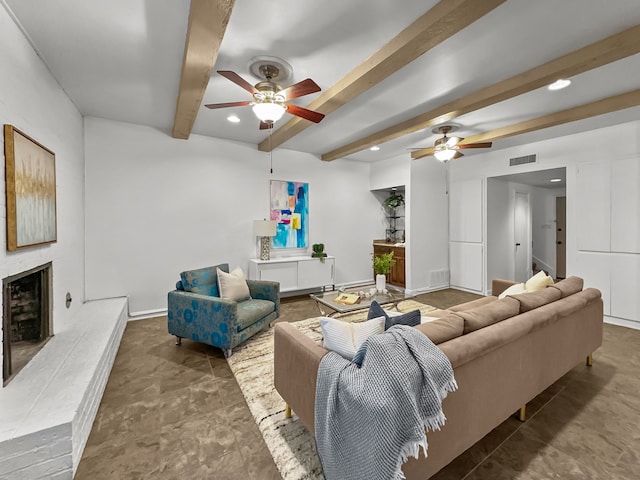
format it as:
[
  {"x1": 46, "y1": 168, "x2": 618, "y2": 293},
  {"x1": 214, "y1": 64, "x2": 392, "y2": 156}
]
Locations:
[{"x1": 2, "y1": 262, "x2": 52, "y2": 386}]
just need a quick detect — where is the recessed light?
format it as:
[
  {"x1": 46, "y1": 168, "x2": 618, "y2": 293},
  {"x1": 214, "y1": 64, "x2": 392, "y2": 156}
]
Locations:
[
  {"x1": 227, "y1": 114, "x2": 240, "y2": 123},
  {"x1": 370, "y1": 146, "x2": 381, "y2": 151},
  {"x1": 550, "y1": 178, "x2": 562, "y2": 183},
  {"x1": 548, "y1": 79, "x2": 571, "y2": 91}
]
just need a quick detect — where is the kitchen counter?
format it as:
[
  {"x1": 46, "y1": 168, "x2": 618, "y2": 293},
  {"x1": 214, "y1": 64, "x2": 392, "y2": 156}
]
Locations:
[{"x1": 373, "y1": 240, "x2": 405, "y2": 247}]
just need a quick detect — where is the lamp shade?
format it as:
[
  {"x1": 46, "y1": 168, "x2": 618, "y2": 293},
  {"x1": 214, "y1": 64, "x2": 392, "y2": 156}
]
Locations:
[
  {"x1": 252, "y1": 102, "x2": 286, "y2": 123},
  {"x1": 254, "y1": 220, "x2": 277, "y2": 236},
  {"x1": 434, "y1": 148, "x2": 457, "y2": 162}
]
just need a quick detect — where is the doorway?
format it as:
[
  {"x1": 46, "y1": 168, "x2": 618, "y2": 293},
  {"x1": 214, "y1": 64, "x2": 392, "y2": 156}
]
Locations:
[
  {"x1": 514, "y1": 191, "x2": 531, "y2": 282},
  {"x1": 556, "y1": 196, "x2": 566, "y2": 279},
  {"x1": 486, "y1": 167, "x2": 567, "y2": 290}
]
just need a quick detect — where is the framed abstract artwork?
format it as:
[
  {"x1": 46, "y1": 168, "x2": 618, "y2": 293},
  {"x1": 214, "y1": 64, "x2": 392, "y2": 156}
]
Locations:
[
  {"x1": 4, "y1": 125, "x2": 57, "y2": 251},
  {"x1": 270, "y1": 180, "x2": 309, "y2": 249}
]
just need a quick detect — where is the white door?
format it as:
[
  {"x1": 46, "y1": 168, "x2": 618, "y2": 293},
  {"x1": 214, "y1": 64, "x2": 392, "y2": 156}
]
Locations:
[{"x1": 514, "y1": 192, "x2": 531, "y2": 282}]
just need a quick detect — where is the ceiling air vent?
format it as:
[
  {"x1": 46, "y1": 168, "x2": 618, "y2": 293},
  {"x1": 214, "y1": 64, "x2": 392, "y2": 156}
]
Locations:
[{"x1": 509, "y1": 154, "x2": 537, "y2": 166}]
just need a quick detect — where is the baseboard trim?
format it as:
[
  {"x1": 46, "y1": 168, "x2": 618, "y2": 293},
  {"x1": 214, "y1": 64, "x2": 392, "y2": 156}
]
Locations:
[
  {"x1": 404, "y1": 285, "x2": 450, "y2": 296},
  {"x1": 604, "y1": 315, "x2": 640, "y2": 331},
  {"x1": 129, "y1": 308, "x2": 167, "y2": 320}
]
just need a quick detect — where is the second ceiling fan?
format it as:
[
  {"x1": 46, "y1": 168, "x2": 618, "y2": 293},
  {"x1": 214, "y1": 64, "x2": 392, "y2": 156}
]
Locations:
[
  {"x1": 205, "y1": 64, "x2": 325, "y2": 129},
  {"x1": 430, "y1": 125, "x2": 493, "y2": 161}
]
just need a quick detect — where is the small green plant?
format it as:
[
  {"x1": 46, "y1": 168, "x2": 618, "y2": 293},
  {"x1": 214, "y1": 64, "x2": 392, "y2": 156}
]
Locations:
[
  {"x1": 312, "y1": 243, "x2": 327, "y2": 263},
  {"x1": 383, "y1": 192, "x2": 404, "y2": 209},
  {"x1": 372, "y1": 251, "x2": 395, "y2": 275}
]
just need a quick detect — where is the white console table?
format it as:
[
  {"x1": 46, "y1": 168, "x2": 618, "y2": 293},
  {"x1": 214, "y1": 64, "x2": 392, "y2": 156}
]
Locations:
[{"x1": 248, "y1": 256, "x2": 335, "y2": 293}]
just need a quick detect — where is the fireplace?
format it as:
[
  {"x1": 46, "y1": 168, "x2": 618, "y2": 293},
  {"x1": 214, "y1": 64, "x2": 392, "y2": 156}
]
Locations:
[{"x1": 2, "y1": 262, "x2": 52, "y2": 386}]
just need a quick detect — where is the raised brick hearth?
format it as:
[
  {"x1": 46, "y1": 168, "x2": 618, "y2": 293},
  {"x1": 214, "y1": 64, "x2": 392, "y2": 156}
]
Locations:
[{"x1": 0, "y1": 298, "x2": 127, "y2": 479}]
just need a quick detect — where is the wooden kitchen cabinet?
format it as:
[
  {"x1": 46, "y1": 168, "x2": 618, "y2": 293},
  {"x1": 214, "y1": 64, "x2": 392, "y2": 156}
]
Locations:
[{"x1": 373, "y1": 242, "x2": 406, "y2": 288}]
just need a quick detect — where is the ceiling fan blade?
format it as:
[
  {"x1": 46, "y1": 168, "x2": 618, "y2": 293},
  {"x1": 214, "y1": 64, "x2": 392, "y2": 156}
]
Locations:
[
  {"x1": 453, "y1": 151, "x2": 464, "y2": 159},
  {"x1": 458, "y1": 142, "x2": 493, "y2": 149},
  {"x1": 217, "y1": 70, "x2": 258, "y2": 94},
  {"x1": 259, "y1": 121, "x2": 274, "y2": 130},
  {"x1": 286, "y1": 104, "x2": 325, "y2": 123},
  {"x1": 204, "y1": 101, "x2": 251, "y2": 109},
  {"x1": 280, "y1": 79, "x2": 321, "y2": 100}
]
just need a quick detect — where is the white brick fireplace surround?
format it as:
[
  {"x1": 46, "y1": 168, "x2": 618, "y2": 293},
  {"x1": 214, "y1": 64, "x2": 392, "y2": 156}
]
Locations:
[{"x1": 0, "y1": 298, "x2": 127, "y2": 479}]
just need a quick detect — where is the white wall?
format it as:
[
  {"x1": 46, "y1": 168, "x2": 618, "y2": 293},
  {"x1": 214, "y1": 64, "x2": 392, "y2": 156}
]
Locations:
[
  {"x1": 0, "y1": 5, "x2": 85, "y2": 359},
  {"x1": 85, "y1": 117, "x2": 381, "y2": 314},
  {"x1": 369, "y1": 154, "x2": 410, "y2": 191},
  {"x1": 449, "y1": 177, "x2": 484, "y2": 292},
  {"x1": 449, "y1": 119, "x2": 640, "y2": 326},
  {"x1": 407, "y1": 159, "x2": 449, "y2": 292}
]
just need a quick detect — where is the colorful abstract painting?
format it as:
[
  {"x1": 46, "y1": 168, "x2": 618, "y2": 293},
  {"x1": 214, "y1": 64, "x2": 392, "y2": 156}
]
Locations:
[{"x1": 270, "y1": 180, "x2": 309, "y2": 249}]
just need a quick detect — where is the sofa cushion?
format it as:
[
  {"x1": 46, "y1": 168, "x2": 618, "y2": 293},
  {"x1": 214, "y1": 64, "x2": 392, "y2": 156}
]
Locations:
[
  {"x1": 458, "y1": 297, "x2": 521, "y2": 334},
  {"x1": 236, "y1": 298, "x2": 275, "y2": 331},
  {"x1": 449, "y1": 296, "x2": 497, "y2": 312},
  {"x1": 549, "y1": 276, "x2": 584, "y2": 298},
  {"x1": 415, "y1": 313, "x2": 464, "y2": 345},
  {"x1": 217, "y1": 267, "x2": 251, "y2": 302},
  {"x1": 419, "y1": 308, "x2": 452, "y2": 318},
  {"x1": 508, "y1": 287, "x2": 562, "y2": 313},
  {"x1": 367, "y1": 301, "x2": 420, "y2": 330},
  {"x1": 320, "y1": 316, "x2": 385, "y2": 360},
  {"x1": 525, "y1": 270, "x2": 554, "y2": 292},
  {"x1": 180, "y1": 263, "x2": 229, "y2": 296}
]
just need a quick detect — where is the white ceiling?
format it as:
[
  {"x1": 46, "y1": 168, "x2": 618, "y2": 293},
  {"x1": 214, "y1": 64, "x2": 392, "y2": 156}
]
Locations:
[{"x1": 5, "y1": 0, "x2": 640, "y2": 163}]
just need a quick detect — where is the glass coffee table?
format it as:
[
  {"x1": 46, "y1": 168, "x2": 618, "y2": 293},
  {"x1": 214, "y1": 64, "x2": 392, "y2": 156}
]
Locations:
[{"x1": 310, "y1": 285, "x2": 414, "y2": 317}]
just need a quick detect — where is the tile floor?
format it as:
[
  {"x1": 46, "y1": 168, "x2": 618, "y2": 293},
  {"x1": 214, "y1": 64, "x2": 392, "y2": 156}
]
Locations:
[{"x1": 75, "y1": 290, "x2": 640, "y2": 479}]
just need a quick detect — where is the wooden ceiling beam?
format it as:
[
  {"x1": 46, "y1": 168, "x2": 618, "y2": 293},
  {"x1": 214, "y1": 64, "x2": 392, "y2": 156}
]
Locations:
[
  {"x1": 325, "y1": 24, "x2": 640, "y2": 161},
  {"x1": 411, "y1": 88, "x2": 640, "y2": 159},
  {"x1": 171, "y1": 0, "x2": 235, "y2": 140},
  {"x1": 257, "y1": 0, "x2": 508, "y2": 152}
]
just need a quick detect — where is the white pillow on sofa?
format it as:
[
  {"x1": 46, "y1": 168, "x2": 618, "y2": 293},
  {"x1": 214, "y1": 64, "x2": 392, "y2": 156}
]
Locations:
[
  {"x1": 525, "y1": 270, "x2": 554, "y2": 292},
  {"x1": 217, "y1": 267, "x2": 251, "y2": 302},
  {"x1": 498, "y1": 282, "x2": 526, "y2": 299},
  {"x1": 320, "y1": 316, "x2": 385, "y2": 360}
]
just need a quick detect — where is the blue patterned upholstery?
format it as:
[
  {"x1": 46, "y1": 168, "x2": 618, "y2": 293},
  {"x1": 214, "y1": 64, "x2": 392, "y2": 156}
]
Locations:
[
  {"x1": 180, "y1": 263, "x2": 229, "y2": 297},
  {"x1": 168, "y1": 266, "x2": 279, "y2": 356}
]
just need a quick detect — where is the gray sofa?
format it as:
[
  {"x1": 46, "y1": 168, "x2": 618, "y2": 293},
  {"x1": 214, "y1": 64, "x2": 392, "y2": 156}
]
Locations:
[{"x1": 273, "y1": 276, "x2": 603, "y2": 478}]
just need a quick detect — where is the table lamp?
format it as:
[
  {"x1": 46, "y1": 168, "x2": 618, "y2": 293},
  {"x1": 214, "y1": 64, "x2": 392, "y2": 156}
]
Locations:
[{"x1": 254, "y1": 220, "x2": 277, "y2": 260}]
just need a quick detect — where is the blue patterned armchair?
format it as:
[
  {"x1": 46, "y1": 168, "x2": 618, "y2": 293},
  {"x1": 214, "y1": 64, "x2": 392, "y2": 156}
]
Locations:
[{"x1": 167, "y1": 263, "x2": 280, "y2": 357}]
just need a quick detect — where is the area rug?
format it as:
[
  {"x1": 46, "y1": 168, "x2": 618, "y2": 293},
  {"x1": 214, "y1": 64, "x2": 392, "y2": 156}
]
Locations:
[{"x1": 226, "y1": 300, "x2": 436, "y2": 480}]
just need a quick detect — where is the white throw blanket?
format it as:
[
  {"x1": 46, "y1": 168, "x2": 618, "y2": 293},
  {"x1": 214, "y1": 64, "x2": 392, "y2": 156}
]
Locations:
[{"x1": 314, "y1": 324, "x2": 457, "y2": 480}]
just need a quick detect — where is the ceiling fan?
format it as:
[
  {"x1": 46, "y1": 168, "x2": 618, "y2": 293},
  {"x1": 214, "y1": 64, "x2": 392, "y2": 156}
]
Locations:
[
  {"x1": 204, "y1": 64, "x2": 325, "y2": 129},
  {"x1": 427, "y1": 125, "x2": 493, "y2": 162}
]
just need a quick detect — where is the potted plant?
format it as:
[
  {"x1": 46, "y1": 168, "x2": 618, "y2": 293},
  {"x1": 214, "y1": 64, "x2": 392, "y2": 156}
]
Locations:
[
  {"x1": 312, "y1": 243, "x2": 327, "y2": 263},
  {"x1": 372, "y1": 251, "x2": 395, "y2": 292},
  {"x1": 383, "y1": 192, "x2": 404, "y2": 209}
]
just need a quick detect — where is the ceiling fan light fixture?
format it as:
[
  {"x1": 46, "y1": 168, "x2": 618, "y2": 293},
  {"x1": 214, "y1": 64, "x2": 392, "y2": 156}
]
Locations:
[
  {"x1": 252, "y1": 102, "x2": 286, "y2": 123},
  {"x1": 434, "y1": 148, "x2": 457, "y2": 162}
]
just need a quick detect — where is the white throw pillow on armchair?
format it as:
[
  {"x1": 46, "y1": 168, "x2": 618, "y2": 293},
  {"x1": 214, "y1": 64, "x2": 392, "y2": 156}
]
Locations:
[{"x1": 217, "y1": 267, "x2": 251, "y2": 302}]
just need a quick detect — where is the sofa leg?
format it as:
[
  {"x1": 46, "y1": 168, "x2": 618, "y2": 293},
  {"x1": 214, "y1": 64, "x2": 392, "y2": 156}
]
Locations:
[
  {"x1": 223, "y1": 348, "x2": 233, "y2": 358},
  {"x1": 586, "y1": 354, "x2": 593, "y2": 366},
  {"x1": 175, "y1": 336, "x2": 182, "y2": 346},
  {"x1": 518, "y1": 405, "x2": 526, "y2": 422},
  {"x1": 285, "y1": 404, "x2": 292, "y2": 419}
]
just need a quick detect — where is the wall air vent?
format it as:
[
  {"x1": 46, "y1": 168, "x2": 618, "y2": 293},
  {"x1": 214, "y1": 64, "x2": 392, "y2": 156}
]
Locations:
[{"x1": 509, "y1": 154, "x2": 537, "y2": 166}]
